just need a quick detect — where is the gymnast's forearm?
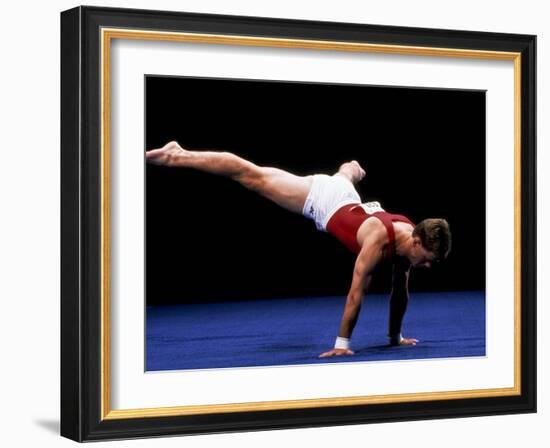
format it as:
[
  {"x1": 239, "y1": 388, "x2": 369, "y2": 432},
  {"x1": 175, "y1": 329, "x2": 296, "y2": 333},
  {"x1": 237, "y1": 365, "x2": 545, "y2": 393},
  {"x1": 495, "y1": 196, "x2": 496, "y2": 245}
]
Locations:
[
  {"x1": 338, "y1": 294, "x2": 362, "y2": 338},
  {"x1": 339, "y1": 249, "x2": 375, "y2": 339},
  {"x1": 388, "y1": 290, "x2": 409, "y2": 339}
]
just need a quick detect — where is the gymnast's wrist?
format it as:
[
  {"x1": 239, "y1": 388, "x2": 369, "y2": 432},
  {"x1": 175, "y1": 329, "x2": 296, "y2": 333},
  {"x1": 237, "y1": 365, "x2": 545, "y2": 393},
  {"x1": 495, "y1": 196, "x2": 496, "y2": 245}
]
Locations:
[
  {"x1": 388, "y1": 333, "x2": 403, "y2": 345},
  {"x1": 334, "y1": 336, "x2": 350, "y2": 350}
]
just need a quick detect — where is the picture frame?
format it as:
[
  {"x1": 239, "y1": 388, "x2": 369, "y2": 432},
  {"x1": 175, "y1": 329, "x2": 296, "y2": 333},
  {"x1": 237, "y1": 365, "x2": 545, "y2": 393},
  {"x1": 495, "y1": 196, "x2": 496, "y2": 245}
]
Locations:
[{"x1": 60, "y1": 5, "x2": 536, "y2": 442}]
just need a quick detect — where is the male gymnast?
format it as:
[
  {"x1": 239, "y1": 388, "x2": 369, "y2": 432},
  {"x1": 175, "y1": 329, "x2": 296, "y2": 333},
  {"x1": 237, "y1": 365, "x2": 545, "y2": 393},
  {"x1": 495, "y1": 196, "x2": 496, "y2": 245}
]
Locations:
[{"x1": 146, "y1": 141, "x2": 452, "y2": 358}]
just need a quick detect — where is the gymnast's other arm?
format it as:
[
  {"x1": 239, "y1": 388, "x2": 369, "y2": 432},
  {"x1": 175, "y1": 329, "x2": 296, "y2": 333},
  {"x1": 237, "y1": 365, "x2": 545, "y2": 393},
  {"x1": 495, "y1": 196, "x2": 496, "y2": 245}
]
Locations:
[
  {"x1": 387, "y1": 260, "x2": 419, "y2": 346},
  {"x1": 319, "y1": 232, "x2": 384, "y2": 358}
]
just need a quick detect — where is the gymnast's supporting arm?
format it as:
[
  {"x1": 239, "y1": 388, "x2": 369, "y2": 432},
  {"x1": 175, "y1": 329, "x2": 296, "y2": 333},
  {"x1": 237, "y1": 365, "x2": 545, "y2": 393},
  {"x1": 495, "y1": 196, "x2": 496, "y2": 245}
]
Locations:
[
  {"x1": 319, "y1": 235, "x2": 382, "y2": 358},
  {"x1": 388, "y1": 262, "x2": 418, "y2": 346}
]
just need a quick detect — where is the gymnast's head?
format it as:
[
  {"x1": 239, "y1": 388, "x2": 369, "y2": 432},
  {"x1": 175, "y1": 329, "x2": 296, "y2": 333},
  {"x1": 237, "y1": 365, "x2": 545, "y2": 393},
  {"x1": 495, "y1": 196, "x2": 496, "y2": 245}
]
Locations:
[{"x1": 409, "y1": 218, "x2": 452, "y2": 268}]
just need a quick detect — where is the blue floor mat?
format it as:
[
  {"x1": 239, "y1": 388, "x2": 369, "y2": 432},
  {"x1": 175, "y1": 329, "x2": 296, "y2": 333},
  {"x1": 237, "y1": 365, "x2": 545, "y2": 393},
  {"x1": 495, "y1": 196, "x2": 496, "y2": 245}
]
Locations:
[{"x1": 146, "y1": 291, "x2": 485, "y2": 371}]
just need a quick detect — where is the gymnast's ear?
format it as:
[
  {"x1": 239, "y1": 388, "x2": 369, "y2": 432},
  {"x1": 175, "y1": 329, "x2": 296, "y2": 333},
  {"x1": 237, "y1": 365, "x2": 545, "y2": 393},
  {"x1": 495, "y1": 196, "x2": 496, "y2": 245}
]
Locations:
[{"x1": 412, "y1": 236, "x2": 423, "y2": 247}]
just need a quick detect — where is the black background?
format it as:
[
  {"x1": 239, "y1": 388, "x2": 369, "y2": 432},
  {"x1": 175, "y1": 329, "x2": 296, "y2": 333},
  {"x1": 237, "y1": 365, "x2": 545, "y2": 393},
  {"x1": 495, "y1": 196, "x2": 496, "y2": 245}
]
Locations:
[{"x1": 145, "y1": 76, "x2": 485, "y2": 304}]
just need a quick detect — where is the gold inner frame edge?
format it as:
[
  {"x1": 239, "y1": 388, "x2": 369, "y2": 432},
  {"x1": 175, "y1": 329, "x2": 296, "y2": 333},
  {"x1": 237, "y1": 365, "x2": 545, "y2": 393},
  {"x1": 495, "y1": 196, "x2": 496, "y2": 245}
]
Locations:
[{"x1": 100, "y1": 28, "x2": 522, "y2": 420}]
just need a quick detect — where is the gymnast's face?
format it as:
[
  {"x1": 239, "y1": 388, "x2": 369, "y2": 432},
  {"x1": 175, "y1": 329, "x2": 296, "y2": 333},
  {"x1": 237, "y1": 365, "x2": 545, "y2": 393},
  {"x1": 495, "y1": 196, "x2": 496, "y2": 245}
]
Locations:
[{"x1": 410, "y1": 239, "x2": 437, "y2": 268}]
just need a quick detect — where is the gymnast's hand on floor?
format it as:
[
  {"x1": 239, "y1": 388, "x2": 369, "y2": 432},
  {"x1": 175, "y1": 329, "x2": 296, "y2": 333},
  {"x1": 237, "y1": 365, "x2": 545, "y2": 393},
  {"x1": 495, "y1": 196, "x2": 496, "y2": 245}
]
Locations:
[
  {"x1": 318, "y1": 348, "x2": 355, "y2": 358},
  {"x1": 396, "y1": 337, "x2": 419, "y2": 346}
]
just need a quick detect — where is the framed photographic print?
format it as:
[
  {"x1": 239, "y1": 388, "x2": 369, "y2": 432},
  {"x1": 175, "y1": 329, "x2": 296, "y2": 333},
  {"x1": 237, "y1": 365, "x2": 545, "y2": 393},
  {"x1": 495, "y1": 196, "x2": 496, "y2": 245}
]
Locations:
[{"x1": 60, "y1": 6, "x2": 536, "y2": 442}]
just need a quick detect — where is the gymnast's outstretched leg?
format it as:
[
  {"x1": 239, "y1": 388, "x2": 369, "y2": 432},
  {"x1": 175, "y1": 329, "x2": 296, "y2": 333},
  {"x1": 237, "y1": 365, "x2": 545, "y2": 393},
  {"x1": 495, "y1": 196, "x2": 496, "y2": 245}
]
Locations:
[{"x1": 146, "y1": 141, "x2": 314, "y2": 214}]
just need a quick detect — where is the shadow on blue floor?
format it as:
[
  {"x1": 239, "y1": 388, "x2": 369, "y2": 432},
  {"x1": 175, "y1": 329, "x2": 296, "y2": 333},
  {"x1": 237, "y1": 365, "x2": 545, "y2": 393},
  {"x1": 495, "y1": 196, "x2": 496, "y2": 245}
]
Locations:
[{"x1": 146, "y1": 291, "x2": 485, "y2": 371}]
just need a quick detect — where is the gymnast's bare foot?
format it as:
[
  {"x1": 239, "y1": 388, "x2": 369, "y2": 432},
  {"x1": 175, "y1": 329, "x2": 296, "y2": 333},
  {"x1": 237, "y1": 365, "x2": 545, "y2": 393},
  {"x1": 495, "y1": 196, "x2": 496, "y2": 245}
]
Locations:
[
  {"x1": 337, "y1": 160, "x2": 366, "y2": 184},
  {"x1": 145, "y1": 141, "x2": 190, "y2": 167}
]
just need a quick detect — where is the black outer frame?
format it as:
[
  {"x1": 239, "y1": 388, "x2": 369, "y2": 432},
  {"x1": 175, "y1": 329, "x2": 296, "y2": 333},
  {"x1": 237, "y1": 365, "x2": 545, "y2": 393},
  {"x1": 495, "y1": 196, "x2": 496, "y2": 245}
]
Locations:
[{"x1": 60, "y1": 5, "x2": 536, "y2": 442}]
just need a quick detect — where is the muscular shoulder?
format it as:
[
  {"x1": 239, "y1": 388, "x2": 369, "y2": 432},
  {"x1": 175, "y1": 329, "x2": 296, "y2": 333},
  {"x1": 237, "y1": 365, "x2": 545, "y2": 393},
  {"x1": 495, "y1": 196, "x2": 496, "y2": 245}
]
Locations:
[
  {"x1": 354, "y1": 219, "x2": 387, "y2": 273},
  {"x1": 358, "y1": 217, "x2": 388, "y2": 248}
]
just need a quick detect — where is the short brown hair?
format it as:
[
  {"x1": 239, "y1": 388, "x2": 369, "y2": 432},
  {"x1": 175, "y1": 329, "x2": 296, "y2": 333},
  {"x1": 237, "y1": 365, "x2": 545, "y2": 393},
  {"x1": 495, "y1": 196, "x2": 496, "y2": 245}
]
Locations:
[{"x1": 412, "y1": 218, "x2": 452, "y2": 262}]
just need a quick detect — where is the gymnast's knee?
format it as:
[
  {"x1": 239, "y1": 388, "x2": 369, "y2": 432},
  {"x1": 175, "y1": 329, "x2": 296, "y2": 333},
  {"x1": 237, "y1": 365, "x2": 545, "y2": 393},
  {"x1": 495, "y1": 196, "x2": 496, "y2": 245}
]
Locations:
[{"x1": 235, "y1": 165, "x2": 266, "y2": 192}]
